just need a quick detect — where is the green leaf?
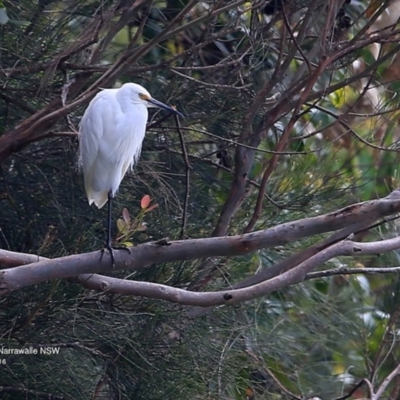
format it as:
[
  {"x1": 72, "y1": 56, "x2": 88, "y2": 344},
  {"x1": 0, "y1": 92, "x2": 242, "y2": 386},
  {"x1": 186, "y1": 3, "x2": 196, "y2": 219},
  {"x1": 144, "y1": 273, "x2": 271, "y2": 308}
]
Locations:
[{"x1": 117, "y1": 218, "x2": 126, "y2": 233}]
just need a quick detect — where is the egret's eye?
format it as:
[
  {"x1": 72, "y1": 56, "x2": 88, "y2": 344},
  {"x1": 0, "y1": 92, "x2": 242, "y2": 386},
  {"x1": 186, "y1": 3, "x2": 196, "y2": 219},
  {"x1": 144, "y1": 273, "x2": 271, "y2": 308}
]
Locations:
[{"x1": 139, "y1": 93, "x2": 147, "y2": 100}]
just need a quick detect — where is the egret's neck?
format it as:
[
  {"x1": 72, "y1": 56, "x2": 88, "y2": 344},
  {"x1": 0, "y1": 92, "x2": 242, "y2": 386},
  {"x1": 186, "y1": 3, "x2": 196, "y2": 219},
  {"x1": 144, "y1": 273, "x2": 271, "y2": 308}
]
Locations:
[{"x1": 116, "y1": 89, "x2": 147, "y2": 115}]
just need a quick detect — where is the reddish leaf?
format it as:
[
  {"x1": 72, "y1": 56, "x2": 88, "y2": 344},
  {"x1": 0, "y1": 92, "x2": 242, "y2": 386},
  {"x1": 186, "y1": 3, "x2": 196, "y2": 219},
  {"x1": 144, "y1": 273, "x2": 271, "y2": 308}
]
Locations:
[
  {"x1": 144, "y1": 203, "x2": 159, "y2": 213},
  {"x1": 136, "y1": 224, "x2": 147, "y2": 232},
  {"x1": 122, "y1": 207, "x2": 130, "y2": 225},
  {"x1": 141, "y1": 194, "x2": 151, "y2": 209}
]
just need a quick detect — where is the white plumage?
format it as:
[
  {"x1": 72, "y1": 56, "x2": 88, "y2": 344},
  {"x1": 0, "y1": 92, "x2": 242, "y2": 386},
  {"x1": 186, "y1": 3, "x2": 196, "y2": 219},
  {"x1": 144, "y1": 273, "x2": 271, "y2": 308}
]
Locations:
[
  {"x1": 78, "y1": 82, "x2": 182, "y2": 262},
  {"x1": 79, "y1": 82, "x2": 182, "y2": 208},
  {"x1": 79, "y1": 83, "x2": 149, "y2": 208}
]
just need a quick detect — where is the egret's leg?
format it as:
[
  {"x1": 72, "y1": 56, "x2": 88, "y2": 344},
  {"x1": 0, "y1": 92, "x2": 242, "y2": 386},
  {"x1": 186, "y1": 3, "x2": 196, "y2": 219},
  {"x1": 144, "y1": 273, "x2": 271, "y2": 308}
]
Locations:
[
  {"x1": 100, "y1": 190, "x2": 130, "y2": 268},
  {"x1": 99, "y1": 190, "x2": 116, "y2": 267},
  {"x1": 106, "y1": 190, "x2": 113, "y2": 250}
]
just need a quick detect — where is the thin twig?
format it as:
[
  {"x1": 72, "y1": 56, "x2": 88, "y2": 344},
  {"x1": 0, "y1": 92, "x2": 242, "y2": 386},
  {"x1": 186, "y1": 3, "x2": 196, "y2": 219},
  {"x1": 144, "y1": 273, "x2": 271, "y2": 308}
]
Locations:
[
  {"x1": 174, "y1": 114, "x2": 190, "y2": 239},
  {"x1": 333, "y1": 380, "x2": 365, "y2": 400},
  {"x1": 263, "y1": 364, "x2": 302, "y2": 400},
  {"x1": 306, "y1": 266, "x2": 400, "y2": 280}
]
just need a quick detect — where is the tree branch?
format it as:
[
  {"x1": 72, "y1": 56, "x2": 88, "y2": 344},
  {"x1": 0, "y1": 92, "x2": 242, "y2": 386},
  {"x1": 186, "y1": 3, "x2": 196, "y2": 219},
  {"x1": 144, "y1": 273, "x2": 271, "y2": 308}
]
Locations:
[
  {"x1": 52, "y1": 235, "x2": 400, "y2": 306},
  {"x1": 2, "y1": 190, "x2": 400, "y2": 305},
  {"x1": 373, "y1": 364, "x2": 400, "y2": 400}
]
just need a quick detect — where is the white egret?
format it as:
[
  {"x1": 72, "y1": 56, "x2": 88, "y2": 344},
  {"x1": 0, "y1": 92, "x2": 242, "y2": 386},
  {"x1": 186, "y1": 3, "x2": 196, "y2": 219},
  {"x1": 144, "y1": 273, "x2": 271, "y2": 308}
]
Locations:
[{"x1": 79, "y1": 82, "x2": 182, "y2": 265}]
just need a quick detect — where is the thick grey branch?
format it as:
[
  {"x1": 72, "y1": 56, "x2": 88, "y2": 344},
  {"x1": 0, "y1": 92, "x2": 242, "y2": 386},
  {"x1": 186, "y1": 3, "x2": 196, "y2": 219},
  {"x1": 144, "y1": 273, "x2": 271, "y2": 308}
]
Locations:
[
  {"x1": 0, "y1": 188, "x2": 400, "y2": 302},
  {"x1": 72, "y1": 236, "x2": 400, "y2": 306}
]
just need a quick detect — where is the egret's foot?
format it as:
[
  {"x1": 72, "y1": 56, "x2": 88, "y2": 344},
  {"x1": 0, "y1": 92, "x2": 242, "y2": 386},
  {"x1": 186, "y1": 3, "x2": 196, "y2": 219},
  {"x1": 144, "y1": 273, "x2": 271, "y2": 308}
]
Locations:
[{"x1": 100, "y1": 244, "x2": 131, "y2": 268}]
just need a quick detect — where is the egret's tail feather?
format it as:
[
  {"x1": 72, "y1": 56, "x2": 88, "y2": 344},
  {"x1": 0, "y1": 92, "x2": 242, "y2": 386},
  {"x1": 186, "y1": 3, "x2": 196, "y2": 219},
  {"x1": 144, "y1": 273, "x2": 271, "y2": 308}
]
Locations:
[
  {"x1": 86, "y1": 187, "x2": 108, "y2": 209},
  {"x1": 88, "y1": 194, "x2": 108, "y2": 209}
]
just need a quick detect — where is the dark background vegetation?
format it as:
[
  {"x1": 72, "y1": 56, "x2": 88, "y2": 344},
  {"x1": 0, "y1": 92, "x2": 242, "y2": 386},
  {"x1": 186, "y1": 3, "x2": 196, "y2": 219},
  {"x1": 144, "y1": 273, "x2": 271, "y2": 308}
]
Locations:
[{"x1": 2, "y1": 0, "x2": 400, "y2": 398}]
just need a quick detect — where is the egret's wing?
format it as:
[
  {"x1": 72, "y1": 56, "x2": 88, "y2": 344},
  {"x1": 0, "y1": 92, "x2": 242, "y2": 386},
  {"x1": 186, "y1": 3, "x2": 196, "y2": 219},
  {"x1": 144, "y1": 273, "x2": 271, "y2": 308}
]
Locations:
[
  {"x1": 79, "y1": 91, "x2": 109, "y2": 175},
  {"x1": 79, "y1": 90, "x2": 120, "y2": 207},
  {"x1": 106, "y1": 112, "x2": 147, "y2": 171},
  {"x1": 79, "y1": 89, "x2": 148, "y2": 208}
]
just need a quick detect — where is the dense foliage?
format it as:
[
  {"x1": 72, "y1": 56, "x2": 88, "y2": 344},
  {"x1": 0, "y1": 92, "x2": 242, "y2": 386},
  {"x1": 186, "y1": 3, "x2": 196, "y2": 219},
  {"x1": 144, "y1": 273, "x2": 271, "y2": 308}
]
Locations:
[{"x1": 1, "y1": 0, "x2": 400, "y2": 399}]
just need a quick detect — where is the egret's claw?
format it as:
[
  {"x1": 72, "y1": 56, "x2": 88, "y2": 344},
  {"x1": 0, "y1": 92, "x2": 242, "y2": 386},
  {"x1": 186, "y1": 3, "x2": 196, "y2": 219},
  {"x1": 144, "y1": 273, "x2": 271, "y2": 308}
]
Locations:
[{"x1": 100, "y1": 245, "x2": 131, "y2": 268}]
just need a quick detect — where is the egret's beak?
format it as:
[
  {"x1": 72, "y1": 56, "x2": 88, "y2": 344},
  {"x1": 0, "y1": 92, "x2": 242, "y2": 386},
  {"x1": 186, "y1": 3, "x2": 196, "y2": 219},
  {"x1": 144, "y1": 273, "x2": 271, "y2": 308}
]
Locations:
[{"x1": 147, "y1": 98, "x2": 184, "y2": 118}]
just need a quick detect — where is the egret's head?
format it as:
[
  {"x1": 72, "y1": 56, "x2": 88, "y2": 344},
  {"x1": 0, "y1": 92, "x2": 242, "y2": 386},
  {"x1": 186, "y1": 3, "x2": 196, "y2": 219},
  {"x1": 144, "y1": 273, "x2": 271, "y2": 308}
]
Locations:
[{"x1": 122, "y1": 83, "x2": 183, "y2": 117}]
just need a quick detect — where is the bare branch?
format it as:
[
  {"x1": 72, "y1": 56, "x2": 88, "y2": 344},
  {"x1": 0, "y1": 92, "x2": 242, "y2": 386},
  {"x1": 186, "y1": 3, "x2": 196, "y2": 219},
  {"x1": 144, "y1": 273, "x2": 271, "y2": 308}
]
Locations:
[
  {"x1": 0, "y1": 249, "x2": 47, "y2": 268},
  {"x1": 2, "y1": 190, "x2": 400, "y2": 305},
  {"x1": 306, "y1": 266, "x2": 400, "y2": 280},
  {"x1": 41, "y1": 235, "x2": 400, "y2": 306},
  {"x1": 373, "y1": 364, "x2": 400, "y2": 400}
]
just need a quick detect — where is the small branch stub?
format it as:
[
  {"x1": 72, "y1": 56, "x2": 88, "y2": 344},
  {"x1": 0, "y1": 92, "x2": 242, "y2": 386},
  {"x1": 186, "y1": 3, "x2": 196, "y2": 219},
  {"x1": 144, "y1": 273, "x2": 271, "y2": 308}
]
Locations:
[{"x1": 223, "y1": 293, "x2": 233, "y2": 301}]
